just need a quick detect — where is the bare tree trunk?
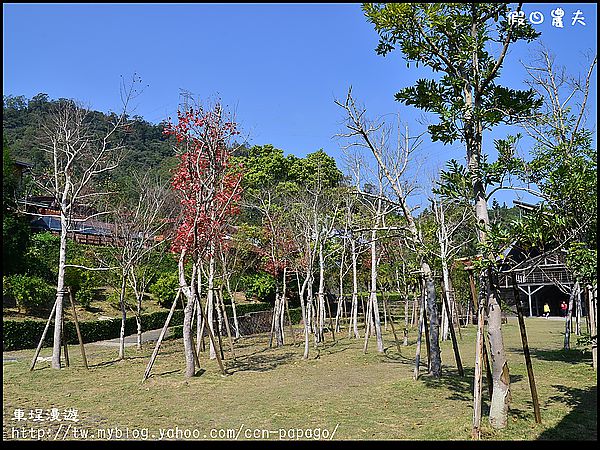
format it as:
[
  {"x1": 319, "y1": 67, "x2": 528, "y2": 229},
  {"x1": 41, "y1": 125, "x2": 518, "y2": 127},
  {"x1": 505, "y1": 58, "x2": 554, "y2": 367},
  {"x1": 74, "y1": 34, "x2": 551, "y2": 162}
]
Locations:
[
  {"x1": 299, "y1": 271, "x2": 311, "y2": 359},
  {"x1": 207, "y1": 253, "x2": 217, "y2": 360},
  {"x1": 486, "y1": 267, "x2": 511, "y2": 429},
  {"x1": 564, "y1": 282, "x2": 579, "y2": 350},
  {"x1": 350, "y1": 239, "x2": 360, "y2": 338},
  {"x1": 317, "y1": 243, "x2": 326, "y2": 343},
  {"x1": 440, "y1": 260, "x2": 453, "y2": 341},
  {"x1": 179, "y1": 254, "x2": 197, "y2": 378},
  {"x1": 136, "y1": 292, "x2": 143, "y2": 351},
  {"x1": 369, "y1": 213, "x2": 384, "y2": 353},
  {"x1": 423, "y1": 262, "x2": 441, "y2": 378},
  {"x1": 196, "y1": 267, "x2": 204, "y2": 354},
  {"x1": 51, "y1": 213, "x2": 69, "y2": 369},
  {"x1": 118, "y1": 269, "x2": 128, "y2": 360}
]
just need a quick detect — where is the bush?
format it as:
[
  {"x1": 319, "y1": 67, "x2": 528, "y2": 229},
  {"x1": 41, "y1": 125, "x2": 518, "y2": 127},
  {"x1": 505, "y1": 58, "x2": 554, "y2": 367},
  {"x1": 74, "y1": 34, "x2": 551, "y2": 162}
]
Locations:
[
  {"x1": 241, "y1": 271, "x2": 276, "y2": 303},
  {"x1": 2, "y1": 309, "x2": 186, "y2": 351},
  {"x1": 75, "y1": 287, "x2": 95, "y2": 309},
  {"x1": 149, "y1": 272, "x2": 180, "y2": 307},
  {"x1": 1, "y1": 303, "x2": 277, "y2": 351},
  {"x1": 106, "y1": 288, "x2": 135, "y2": 311},
  {"x1": 3, "y1": 274, "x2": 55, "y2": 312}
]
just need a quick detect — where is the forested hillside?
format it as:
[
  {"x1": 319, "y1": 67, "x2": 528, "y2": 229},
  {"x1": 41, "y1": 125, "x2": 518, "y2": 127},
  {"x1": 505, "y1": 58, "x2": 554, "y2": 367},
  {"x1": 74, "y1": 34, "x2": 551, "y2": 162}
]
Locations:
[{"x1": 3, "y1": 93, "x2": 178, "y2": 183}]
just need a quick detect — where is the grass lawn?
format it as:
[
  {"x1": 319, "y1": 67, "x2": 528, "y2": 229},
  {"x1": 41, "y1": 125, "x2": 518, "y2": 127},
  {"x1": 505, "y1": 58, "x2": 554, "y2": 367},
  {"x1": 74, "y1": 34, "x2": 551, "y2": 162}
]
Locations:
[{"x1": 2, "y1": 316, "x2": 596, "y2": 441}]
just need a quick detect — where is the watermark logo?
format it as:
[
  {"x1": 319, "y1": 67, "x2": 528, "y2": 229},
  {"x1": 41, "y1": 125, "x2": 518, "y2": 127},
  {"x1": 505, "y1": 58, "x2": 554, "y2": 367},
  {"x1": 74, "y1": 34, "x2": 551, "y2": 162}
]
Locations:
[{"x1": 508, "y1": 7, "x2": 587, "y2": 28}]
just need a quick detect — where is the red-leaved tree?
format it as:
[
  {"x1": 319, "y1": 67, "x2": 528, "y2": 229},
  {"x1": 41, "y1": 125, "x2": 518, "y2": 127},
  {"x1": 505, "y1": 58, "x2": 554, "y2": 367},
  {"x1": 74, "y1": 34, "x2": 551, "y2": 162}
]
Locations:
[{"x1": 164, "y1": 101, "x2": 242, "y2": 376}]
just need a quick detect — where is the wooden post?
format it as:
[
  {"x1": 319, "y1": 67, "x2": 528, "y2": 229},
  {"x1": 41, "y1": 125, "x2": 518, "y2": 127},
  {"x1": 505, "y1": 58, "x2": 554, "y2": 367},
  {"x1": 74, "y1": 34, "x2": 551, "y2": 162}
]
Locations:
[
  {"x1": 413, "y1": 279, "x2": 426, "y2": 380},
  {"x1": 441, "y1": 284, "x2": 464, "y2": 377},
  {"x1": 30, "y1": 299, "x2": 58, "y2": 371},
  {"x1": 382, "y1": 292, "x2": 402, "y2": 355},
  {"x1": 363, "y1": 294, "x2": 373, "y2": 353},
  {"x1": 587, "y1": 285, "x2": 597, "y2": 370},
  {"x1": 325, "y1": 294, "x2": 336, "y2": 342},
  {"x1": 68, "y1": 287, "x2": 88, "y2": 369},
  {"x1": 268, "y1": 300, "x2": 277, "y2": 348},
  {"x1": 216, "y1": 288, "x2": 236, "y2": 359},
  {"x1": 511, "y1": 272, "x2": 542, "y2": 424},
  {"x1": 467, "y1": 271, "x2": 478, "y2": 325},
  {"x1": 61, "y1": 309, "x2": 69, "y2": 367},
  {"x1": 143, "y1": 290, "x2": 181, "y2": 382},
  {"x1": 285, "y1": 294, "x2": 297, "y2": 345},
  {"x1": 196, "y1": 286, "x2": 227, "y2": 375},
  {"x1": 472, "y1": 276, "x2": 485, "y2": 440},
  {"x1": 423, "y1": 300, "x2": 431, "y2": 373},
  {"x1": 468, "y1": 269, "x2": 493, "y2": 398}
]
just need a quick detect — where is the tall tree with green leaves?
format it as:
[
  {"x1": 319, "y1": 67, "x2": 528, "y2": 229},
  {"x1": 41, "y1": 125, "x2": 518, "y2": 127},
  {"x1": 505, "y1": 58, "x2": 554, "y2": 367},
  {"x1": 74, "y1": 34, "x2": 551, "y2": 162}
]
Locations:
[
  {"x1": 363, "y1": 2, "x2": 541, "y2": 432},
  {"x1": 3, "y1": 139, "x2": 31, "y2": 275}
]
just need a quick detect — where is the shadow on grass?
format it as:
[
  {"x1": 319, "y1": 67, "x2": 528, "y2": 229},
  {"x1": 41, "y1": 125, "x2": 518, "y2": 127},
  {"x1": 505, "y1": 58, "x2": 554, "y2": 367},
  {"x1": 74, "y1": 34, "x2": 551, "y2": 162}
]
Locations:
[
  {"x1": 317, "y1": 340, "x2": 352, "y2": 356},
  {"x1": 537, "y1": 385, "x2": 597, "y2": 440},
  {"x1": 153, "y1": 368, "x2": 185, "y2": 377},
  {"x1": 421, "y1": 367, "x2": 475, "y2": 401},
  {"x1": 89, "y1": 354, "x2": 148, "y2": 368},
  {"x1": 418, "y1": 367, "x2": 523, "y2": 404},
  {"x1": 382, "y1": 346, "x2": 414, "y2": 364},
  {"x1": 519, "y1": 347, "x2": 593, "y2": 365},
  {"x1": 226, "y1": 348, "x2": 297, "y2": 374}
]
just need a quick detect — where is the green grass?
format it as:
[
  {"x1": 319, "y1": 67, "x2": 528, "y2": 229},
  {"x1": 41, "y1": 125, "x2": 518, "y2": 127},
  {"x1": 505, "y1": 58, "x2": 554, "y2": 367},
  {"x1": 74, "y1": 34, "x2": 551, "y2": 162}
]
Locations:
[{"x1": 3, "y1": 317, "x2": 596, "y2": 441}]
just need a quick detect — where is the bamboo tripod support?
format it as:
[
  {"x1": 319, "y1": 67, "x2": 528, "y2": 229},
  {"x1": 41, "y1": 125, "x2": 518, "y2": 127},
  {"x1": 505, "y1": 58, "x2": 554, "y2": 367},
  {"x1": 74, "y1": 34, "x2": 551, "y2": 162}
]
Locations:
[
  {"x1": 511, "y1": 272, "x2": 542, "y2": 424},
  {"x1": 30, "y1": 287, "x2": 88, "y2": 371}
]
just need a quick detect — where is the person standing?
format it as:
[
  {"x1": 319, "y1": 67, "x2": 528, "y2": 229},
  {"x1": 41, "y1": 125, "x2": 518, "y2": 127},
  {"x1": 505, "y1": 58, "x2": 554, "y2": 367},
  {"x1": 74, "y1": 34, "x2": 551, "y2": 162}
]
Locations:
[{"x1": 560, "y1": 300, "x2": 568, "y2": 317}]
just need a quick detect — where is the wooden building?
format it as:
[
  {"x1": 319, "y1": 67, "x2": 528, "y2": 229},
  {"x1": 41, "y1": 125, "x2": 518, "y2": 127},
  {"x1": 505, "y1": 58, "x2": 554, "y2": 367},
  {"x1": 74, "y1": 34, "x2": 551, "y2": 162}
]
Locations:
[{"x1": 497, "y1": 246, "x2": 575, "y2": 317}]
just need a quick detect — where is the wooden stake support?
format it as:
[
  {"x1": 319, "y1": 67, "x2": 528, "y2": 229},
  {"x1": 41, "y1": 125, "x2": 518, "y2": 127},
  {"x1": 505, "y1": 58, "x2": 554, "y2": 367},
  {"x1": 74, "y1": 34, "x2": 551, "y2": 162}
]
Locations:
[
  {"x1": 382, "y1": 292, "x2": 402, "y2": 355},
  {"x1": 30, "y1": 298, "x2": 58, "y2": 371},
  {"x1": 440, "y1": 284, "x2": 464, "y2": 376},
  {"x1": 68, "y1": 287, "x2": 88, "y2": 369},
  {"x1": 143, "y1": 289, "x2": 181, "y2": 382},
  {"x1": 511, "y1": 272, "x2": 542, "y2": 424}
]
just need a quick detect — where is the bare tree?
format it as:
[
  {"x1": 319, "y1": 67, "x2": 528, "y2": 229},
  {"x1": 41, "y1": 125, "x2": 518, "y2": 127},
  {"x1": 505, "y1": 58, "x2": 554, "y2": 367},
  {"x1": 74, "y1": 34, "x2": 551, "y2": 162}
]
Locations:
[
  {"x1": 336, "y1": 89, "x2": 442, "y2": 377},
  {"x1": 32, "y1": 77, "x2": 138, "y2": 369},
  {"x1": 106, "y1": 172, "x2": 173, "y2": 358}
]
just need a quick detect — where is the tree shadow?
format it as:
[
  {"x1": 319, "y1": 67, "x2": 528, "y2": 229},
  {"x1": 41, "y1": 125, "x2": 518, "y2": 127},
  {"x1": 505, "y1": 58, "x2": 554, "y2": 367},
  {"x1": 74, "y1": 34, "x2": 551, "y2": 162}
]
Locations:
[
  {"x1": 88, "y1": 354, "x2": 148, "y2": 368},
  {"x1": 316, "y1": 340, "x2": 352, "y2": 356},
  {"x1": 90, "y1": 359, "x2": 121, "y2": 368},
  {"x1": 382, "y1": 346, "x2": 414, "y2": 365},
  {"x1": 153, "y1": 369, "x2": 185, "y2": 377},
  {"x1": 421, "y1": 367, "x2": 476, "y2": 401},
  {"x1": 226, "y1": 349, "x2": 298, "y2": 374},
  {"x1": 510, "y1": 347, "x2": 593, "y2": 365},
  {"x1": 537, "y1": 385, "x2": 597, "y2": 440}
]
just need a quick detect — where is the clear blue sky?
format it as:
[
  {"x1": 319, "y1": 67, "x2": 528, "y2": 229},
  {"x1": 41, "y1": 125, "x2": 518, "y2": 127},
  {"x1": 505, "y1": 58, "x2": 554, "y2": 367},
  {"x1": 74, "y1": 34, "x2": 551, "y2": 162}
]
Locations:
[{"x1": 3, "y1": 3, "x2": 597, "y2": 209}]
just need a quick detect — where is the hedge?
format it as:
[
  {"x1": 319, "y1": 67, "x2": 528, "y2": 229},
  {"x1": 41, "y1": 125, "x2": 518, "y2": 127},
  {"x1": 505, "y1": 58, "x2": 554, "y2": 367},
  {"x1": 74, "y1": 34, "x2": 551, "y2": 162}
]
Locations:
[{"x1": 3, "y1": 302, "x2": 271, "y2": 351}]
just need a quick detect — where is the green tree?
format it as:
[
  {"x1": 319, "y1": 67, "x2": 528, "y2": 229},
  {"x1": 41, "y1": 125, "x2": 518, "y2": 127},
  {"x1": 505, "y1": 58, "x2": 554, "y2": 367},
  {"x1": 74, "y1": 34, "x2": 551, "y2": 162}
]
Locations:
[
  {"x1": 363, "y1": 2, "x2": 541, "y2": 431},
  {"x1": 3, "y1": 140, "x2": 31, "y2": 275}
]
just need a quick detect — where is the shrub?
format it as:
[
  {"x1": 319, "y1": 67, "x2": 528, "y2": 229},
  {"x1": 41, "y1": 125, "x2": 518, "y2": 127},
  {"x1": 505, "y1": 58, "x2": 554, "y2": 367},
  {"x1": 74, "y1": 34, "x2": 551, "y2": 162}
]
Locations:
[
  {"x1": 241, "y1": 271, "x2": 276, "y2": 303},
  {"x1": 149, "y1": 272, "x2": 180, "y2": 307},
  {"x1": 106, "y1": 288, "x2": 135, "y2": 311},
  {"x1": 3, "y1": 274, "x2": 55, "y2": 312},
  {"x1": 75, "y1": 287, "x2": 95, "y2": 309},
  {"x1": 1, "y1": 303, "x2": 278, "y2": 351}
]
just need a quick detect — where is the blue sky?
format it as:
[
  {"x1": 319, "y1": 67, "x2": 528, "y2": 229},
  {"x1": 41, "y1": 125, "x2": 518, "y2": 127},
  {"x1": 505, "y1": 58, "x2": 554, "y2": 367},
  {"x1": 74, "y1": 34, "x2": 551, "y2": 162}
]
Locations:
[{"x1": 3, "y1": 3, "x2": 597, "y2": 209}]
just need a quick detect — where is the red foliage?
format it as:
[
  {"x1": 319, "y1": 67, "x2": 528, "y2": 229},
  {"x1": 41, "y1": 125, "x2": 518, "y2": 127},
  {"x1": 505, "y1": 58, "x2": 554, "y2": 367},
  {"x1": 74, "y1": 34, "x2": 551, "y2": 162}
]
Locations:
[
  {"x1": 258, "y1": 216, "x2": 299, "y2": 277},
  {"x1": 164, "y1": 105, "x2": 243, "y2": 258}
]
